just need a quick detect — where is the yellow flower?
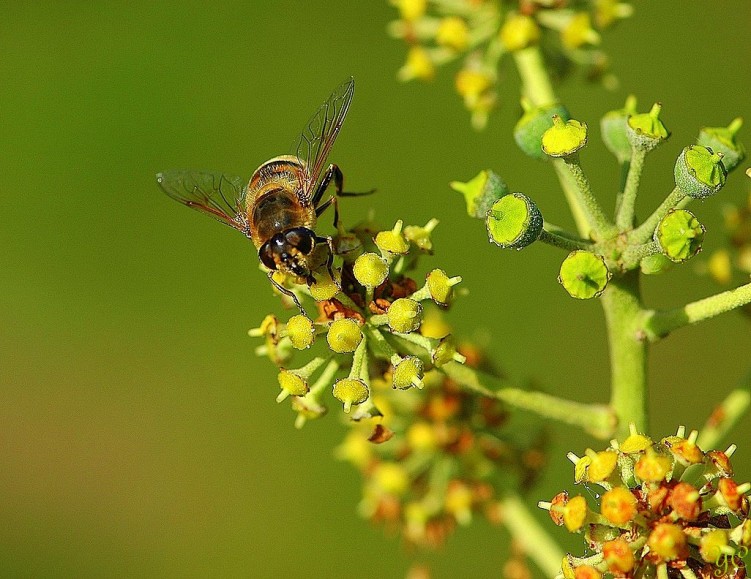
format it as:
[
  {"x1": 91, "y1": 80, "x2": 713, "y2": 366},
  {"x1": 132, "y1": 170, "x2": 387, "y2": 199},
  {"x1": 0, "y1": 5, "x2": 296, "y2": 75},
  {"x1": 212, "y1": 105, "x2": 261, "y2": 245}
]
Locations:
[{"x1": 436, "y1": 17, "x2": 470, "y2": 52}]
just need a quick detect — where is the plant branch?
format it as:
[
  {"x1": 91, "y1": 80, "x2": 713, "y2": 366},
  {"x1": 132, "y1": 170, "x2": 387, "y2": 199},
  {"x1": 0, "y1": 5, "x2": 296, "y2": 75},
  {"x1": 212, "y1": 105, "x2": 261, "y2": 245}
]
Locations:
[
  {"x1": 562, "y1": 156, "x2": 618, "y2": 239},
  {"x1": 440, "y1": 361, "x2": 616, "y2": 438},
  {"x1": 696, "y1": 369, "x2": 751, "y2": 451},
  {"x1": 539, "y1": 227, "x2": 593, "y2": 252},
  {"x1": 500, "y1": 493, "x2": 564, "y2": 577},
  {"x1": 640, "y1": 281, "x2": 751, "y2": 342},
  {"x1": 622, "y1": 241, "x2": 660, "y2": 269},
  {"x1": 553, "y1": 158, "x2": 593, "y2": 237},
  {"x1": 512, "y1": 46, "x2": 557, "y2": 106},
  {"x1": 615, "y1": 147, "x2": 647, "y2": 230},
  {"x1": 601, "y1": 271, "x2": 648, "y2": 437},
  {"x1": 629, "y1": 187, "x2": 686, "y2": 245}
]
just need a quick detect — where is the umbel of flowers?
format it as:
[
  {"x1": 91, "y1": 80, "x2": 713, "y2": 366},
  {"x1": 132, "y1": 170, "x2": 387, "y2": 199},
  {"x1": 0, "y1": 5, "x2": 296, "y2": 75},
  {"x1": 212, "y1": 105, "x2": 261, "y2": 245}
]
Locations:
[
  {"x1": 388, "y1": 0, "x2": 633, "y2": 128},
  {"x1": 250, "y1": 217, "x2": 464, "y2": 428},
  {"x1": 539, "y1": 426, "x2": 750, "y2": 578},
  {"x1": 337, "y1": 342, "x2": 548, "y2": 552}
]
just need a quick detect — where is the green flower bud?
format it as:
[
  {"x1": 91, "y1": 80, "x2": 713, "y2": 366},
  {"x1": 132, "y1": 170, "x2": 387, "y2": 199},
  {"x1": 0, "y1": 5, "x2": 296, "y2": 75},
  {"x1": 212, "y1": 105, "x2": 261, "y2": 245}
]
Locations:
[
  {"x1": 558, "y1": 251, "x2": 611, "y2": 299},
  {"x1": 600, "y1": 95, "x2": 637, "y2": 164},
  {"x1": 697, "y1": 118, "x2": 745, "y2": 172},
  {"x1": 627, "y1": 102, "x2": 669, "y2": 152},
  {"x1": 277, "y1": 369, "x2": 309, "y2": 399},
  {"x1": 655, "y1": 209, "x2": 705, "y2": 263},
  {"x1": 327, "y1": 318, "x2": 363, "y2": 353},
  {"x1": 387, "y1": 298, "x2": 423, "y2": 333},
  {"x1": 431, "y1": 335, "x2": 466, "y2": 367},
  {"x1": 426, "y1": 269, "x2": 462, "y2": 306},
  {"x1": 392, "y1": 357, "x2": 424, "y2": 390},
  {"x1": 674, "y1": 145, "x2": 727, "y2": 199},
  {"x1": 485, "y1": 192, "x2": 543, "y2": 250},
  {"x1": 514, "y1": 100, "x2": 571, "y2": 160},
  {"x1": 286, "y1": 315, "x2": 315, "y2": 349},
  {"x1": 541, "y1": 116, "x2": 588, "y2": 158},
  {"x1": 353, "y1": 252, "x2": 389, "y2": 288},
  {"x1": 403, "y1": 218, "x2": 439, "y2": 253},
  {"x1": 332, "y1": 378, "x2": 369, "y2": 413},
  {"x1": 640, "y1": 253, "x2": 674, "y2": 275},
  {"x1": 375, "y1": 220, "x2": 410, "y2": 255},
  {"x1": 450, "y1": 170, "x2": 509, "y2": 219}
]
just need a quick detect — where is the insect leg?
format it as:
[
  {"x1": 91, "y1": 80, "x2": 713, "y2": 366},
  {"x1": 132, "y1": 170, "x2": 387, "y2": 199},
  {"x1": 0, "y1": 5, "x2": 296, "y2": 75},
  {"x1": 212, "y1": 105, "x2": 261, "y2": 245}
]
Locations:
[
  {"x1": 315, "y1": 235, "x2": 336, "y2": 280},
  {"x1": 311, "y1": 164, "x2": 343, "y2": 207},
  {"x1": 267, "y1": 271, "x2": 305, "y2": 315},
  {"x1": 312, "y1": 164, "x2": 375, "y2": 208}
]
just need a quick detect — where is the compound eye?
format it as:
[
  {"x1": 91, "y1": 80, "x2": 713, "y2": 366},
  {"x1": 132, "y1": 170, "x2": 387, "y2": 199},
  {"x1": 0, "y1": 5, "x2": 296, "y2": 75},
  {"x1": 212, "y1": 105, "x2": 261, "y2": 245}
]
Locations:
[
  {"x1": 258, "y1": 243, "x2": 277, "y2": 270},
  {"x1": 285, "y1": 228, "x2": 314, "y2": 254}
]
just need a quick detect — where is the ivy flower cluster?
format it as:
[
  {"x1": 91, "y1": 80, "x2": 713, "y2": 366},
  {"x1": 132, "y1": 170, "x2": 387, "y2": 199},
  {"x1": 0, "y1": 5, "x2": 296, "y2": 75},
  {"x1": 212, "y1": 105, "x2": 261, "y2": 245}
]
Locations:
[
  {"x1": 249, "y1": 217, "x2": 465, "y2": 428},
  {"x1": 453, "y1": 99, "x2": 747, "y2": 308},
  {"x1": 336, "y1": 342, "x2": 547, "y2": 551},
  {"x1": 388, "y1": 0, "x2": 633, "y2": 128},
  {"x1": 539, "y1": 426, "x2": 750, "y2": 578}
]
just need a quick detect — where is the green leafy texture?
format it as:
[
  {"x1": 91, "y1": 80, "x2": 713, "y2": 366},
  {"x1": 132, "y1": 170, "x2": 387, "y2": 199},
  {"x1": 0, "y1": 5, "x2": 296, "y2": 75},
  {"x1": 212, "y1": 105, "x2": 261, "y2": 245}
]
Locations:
[
  {"x1": 514, "y1": 101, "x2": 571, "y2": 159},
  {"x1": 654, "y1": 209, "x2": 705, "y2": 263},
  {"x1": 696, "y1": 118, "x2": 745, "y2": 172},
  {"x1": 627, "y1": 102, "x2": 670, "y2": 152},
  {"x1": 674, "y1": 145, "x2": 727, "y2": 199},
  {"x1": 541, "y1": 116, "x2": 588, "y2": 157},
  {"x1": 486, "y1": 192, "x2": 543, "y2": 249},
  {"x1": 450, "y1": 170, "x2": 509, "y2": 219},
  {"x1": 558, "y1": 251, "x2": 611, "y2": 299},
  {"x1": 601, "y1": 95, "x2": 638, "y2": 164}
]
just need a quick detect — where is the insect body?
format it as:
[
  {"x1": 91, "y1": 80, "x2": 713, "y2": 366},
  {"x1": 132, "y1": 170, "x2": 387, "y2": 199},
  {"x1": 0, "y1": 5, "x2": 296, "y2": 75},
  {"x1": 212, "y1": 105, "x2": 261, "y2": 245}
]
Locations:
[{"x1": 157, "y1": 78, "x2": 364, "y2": 307}]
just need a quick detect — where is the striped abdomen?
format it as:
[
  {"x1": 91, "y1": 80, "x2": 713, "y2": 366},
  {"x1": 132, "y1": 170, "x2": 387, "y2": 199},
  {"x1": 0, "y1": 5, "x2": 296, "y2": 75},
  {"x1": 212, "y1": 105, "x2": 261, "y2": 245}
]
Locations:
[{"x1": 246, "y1": 156, "x2": 316, "y2": 248}]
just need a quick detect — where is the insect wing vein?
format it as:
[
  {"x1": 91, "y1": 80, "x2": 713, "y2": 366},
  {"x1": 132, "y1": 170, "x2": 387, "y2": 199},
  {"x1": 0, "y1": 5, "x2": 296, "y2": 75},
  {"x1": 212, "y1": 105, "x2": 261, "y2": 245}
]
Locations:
[{"x1": 290, "y1": 77, "x2": 355, "y2": 200}]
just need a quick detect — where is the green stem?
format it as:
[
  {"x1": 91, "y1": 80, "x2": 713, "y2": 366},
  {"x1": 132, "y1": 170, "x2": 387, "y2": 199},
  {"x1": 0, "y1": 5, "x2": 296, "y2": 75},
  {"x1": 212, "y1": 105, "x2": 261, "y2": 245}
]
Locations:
[
  {"x1": 601, "y1": 271, "x2": 648, "y2": 437},
  {"x1": 622, "y1": 241, "x2": 660, "y2": 269},
  {"x1": 641, "y1": 281, "x2": 751, "y2": 341},
  {"x1": 615, "y1": 147, "x2": 647, "y2": 230},
  {"x1": 629, "y1": 187, "x2": 686, "y2": 245},
  {"x1": 553, "y1": 159, "x2": 592, "y2": 237},
  {"x1": 614, "y1": 159, "x2": 630, "y2": 215},
  {"x1": 440, "y1": 361, "x2": 615, "y2": 438},
  {"x1": 696, "y1": 369, "x2": 751, "y2": 450},
  {"x1": 512, "y1": 46, "x2": 556, "y2": 106},
  {"x1": 500, "y1": 493, "x2": 564, "y2": 577},
  {"x1": 562, "y1": 156, "x2": 617, "y2": 239},
  {"x1": 538, "y1": 228, "x2": 592, "y2": 252}
]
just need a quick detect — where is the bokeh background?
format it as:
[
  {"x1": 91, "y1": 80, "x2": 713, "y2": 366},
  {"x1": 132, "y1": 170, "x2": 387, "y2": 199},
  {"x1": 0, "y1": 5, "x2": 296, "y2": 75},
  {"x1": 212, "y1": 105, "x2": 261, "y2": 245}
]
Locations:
[{"x1": 2, "y1": 1, "x2": 750, "y2": 577}]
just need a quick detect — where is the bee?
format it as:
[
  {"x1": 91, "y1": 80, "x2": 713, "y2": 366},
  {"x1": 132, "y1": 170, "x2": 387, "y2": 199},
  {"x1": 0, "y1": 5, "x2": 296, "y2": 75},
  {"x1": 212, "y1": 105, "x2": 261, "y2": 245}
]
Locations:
[{"x1": 157, "y1": 77, "x2": 368, "y2": 310}]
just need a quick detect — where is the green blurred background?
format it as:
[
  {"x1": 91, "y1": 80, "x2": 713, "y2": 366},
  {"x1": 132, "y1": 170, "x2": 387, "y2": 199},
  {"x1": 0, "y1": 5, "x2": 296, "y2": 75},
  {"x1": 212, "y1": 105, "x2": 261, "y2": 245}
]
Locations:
[{"x1": 1, "y1": 1, "x2": 750, "y2": 576}]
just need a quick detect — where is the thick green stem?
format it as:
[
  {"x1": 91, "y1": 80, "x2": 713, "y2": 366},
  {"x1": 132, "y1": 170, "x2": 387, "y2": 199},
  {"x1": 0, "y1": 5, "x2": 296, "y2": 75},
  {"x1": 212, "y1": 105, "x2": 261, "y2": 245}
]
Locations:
[
  {"x1": 641, "y1": 281, "x2": 751, "y2": 341},
  {"x1": 512, "y1": 46, "x2": 556, "y2": 106},
  {"x1": 500, "y1": 493, "x2": 564, "y2": 577},
  {"x1": 616, "y1": 147, "x2": 647, "y2": 230},
  {"x1": 629, "y1": 187, "x2": 686, "y2": 245},
  {"x1": 601, "y1": 271, "x2": 648, "y2": 437},
  {"x1": 440, "y1": 361, "x2": 615, "y2": 438}
]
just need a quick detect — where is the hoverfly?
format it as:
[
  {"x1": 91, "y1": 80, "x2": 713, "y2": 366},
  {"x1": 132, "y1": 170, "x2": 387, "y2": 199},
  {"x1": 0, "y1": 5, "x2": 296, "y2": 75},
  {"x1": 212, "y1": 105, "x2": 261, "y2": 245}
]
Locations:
[{"x1": 157, "y1": 77, "x2": 368, "y2": 310}]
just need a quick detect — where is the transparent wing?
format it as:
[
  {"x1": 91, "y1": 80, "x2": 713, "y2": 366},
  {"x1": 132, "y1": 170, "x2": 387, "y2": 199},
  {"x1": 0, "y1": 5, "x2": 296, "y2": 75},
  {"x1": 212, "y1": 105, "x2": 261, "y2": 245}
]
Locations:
[
  {"x1": 290, "y1": 77, "x2": 355, "y2": 197},
  {"x1": 157, "y1": 170, "x2": 249, "y2": 232}
]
